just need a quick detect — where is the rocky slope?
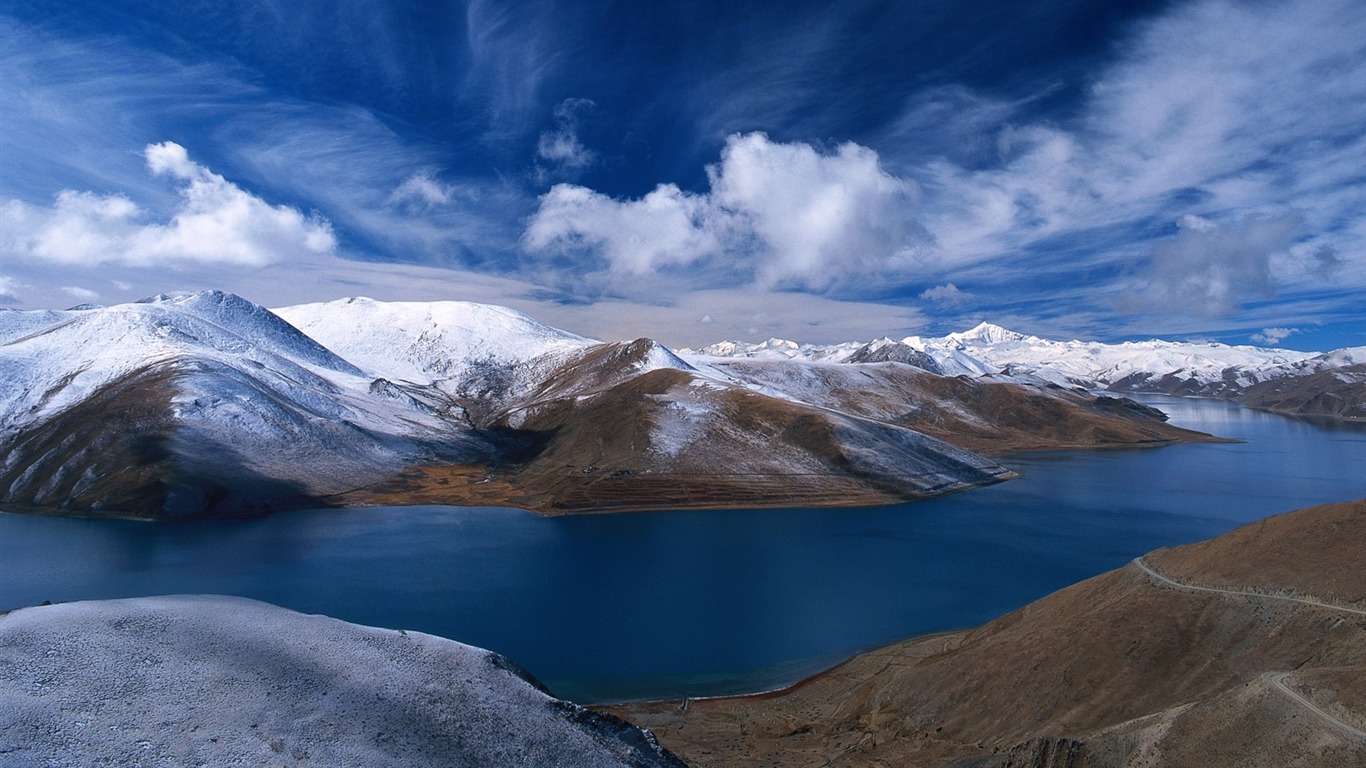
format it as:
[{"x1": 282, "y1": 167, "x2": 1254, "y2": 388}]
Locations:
[
  {"x1": 0, "y1": 595, "x2": 685, "y2": 767},
  {"x1": 1, "y1": 292, "x2": 1217, "y2": 519},
  {"x1": 612, "y1": 498, "x2": 1366, "y2": 768}
]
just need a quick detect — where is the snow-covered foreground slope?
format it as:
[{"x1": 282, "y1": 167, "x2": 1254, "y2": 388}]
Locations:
[{"x1": 0, "y1": 595, "x2": 685, "y2": 768}]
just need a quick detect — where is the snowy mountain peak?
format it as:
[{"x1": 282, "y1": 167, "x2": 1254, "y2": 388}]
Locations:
[
  {"x1": 946, "y1": 322, "x2": 1035, "y2": 346},
  {"x1": 620, "y1": 338, "x2": 696, "y2": 373}
]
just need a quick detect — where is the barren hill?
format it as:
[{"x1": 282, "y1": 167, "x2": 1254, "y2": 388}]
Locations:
[{"x1": 612, "y1": 498, "x2": 1366, "y2": 767}]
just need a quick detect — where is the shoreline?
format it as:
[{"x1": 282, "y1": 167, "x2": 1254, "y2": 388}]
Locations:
[{"x1": 588, "y1": 630, "x2": 971, "y2": 709}]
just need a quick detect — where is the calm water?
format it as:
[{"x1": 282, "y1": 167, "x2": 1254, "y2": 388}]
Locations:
[{"x1": 2, "y1": 396, "x2": 1364, "y2": 703}]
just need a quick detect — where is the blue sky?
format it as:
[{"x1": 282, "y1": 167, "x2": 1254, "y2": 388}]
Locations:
[{"x1": 1, "y1": 0, "x2": 1364, "y2": 350}]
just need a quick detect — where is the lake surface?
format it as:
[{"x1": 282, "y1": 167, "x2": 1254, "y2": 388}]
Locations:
[{"x1": 2, "y1": 396, "x2": 1364, "y2": 703}]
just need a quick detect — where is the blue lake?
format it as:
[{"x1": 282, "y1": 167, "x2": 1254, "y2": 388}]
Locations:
[{"x1": 2, "y1": 395, "x2": 1364, "y2": 703}]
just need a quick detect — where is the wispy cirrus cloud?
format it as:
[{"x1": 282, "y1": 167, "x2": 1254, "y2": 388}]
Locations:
[
  {"x1": 461, "y1": 0, "x2": 567, "y2": 139},
  {"x1": 912, "y1": 0, "x2": 1366, "y2": 309},
  {"x1": 389, "y1": 171, "x2": 458, "y2": 209},
  {"x1": 536, "y1": 98, "x2": 597, "y2": 180}
]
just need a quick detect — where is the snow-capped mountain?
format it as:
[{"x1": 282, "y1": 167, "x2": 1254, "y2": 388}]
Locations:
[
  {"x1": 0, "y1": 292, "x2": 491, "y2": 517},
  {"x1": 1, "y1": 292, "x2": 1221, "y2": 519},
  {"x1": 274, "y1": 297, "x2": 597, "y2": 392},
  {"x1": 687, "y1": 321, "x2": 1365, "y2": 418},
  {"x1": 938, "y1": 322, "x2": 1319, "y2": 394}
]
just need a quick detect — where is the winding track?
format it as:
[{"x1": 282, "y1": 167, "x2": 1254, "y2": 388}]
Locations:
[
  {"x1": 1131, "y1": 556, "x2": 1366, "y2": 617},
  {"x1": 1131, "y1": 556, "x2": 1366, "y2": 740},
  {"x1": 1264, "y1": 672, "x2": 1366, "y2": 741}
]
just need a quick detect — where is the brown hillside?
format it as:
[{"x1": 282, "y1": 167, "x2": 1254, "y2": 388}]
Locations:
[
  {"x1": 1235, "y1": 364, "x2": 1366, "y2": 421},
  {"x1": 701, "y1": 360, "x2": 1225, "y2": 454},
  {"x1": 612, "y1": 499, "x2": 1366, "y2": 767},
  {"x1": 347, "y1": 368, "x2": 1015, "y2": 514}
]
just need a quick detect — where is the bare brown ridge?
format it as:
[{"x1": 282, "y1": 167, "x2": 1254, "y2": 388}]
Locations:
[{"x1": 609, "y1": 498, "x2": 1366, "y2": 767}]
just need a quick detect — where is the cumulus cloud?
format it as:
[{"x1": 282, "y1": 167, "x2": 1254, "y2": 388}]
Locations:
[
  {"x1": 524, "y1": 183, "x2": 724, "y2": 276},
  {"x1": 524, "y1": 132, "x2": 926, "y2": 292},
  {"x1": 712, "y1": 134, "x2": 926, "y2": 287},
  {"x1": 918, "y1": 283, "x2": 971, "y2": 306},
  {"x1": 1251, "y1": 327, "x2": 1298, "y2": 345},
  {"x1": 0, "y1": 142, "x2": 336, "y2": 268}
]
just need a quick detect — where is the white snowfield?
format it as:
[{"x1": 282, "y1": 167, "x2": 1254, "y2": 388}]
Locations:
[
  {"x1": 0, "y1": 595, "x2": 683, "y2": 768},
  {"x1": 275, "y1": 297, "x2": 597, "y2": 393}
]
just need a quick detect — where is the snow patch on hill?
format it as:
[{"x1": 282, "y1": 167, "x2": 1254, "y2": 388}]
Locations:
[
  {"x1": 274, "y1": 297, "x2": 596, "y2": 389},
  {"x1": 0, "y1": 595, "x2": 684, "y2": 768}
]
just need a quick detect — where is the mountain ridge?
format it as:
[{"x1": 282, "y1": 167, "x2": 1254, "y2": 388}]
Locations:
[
  {"x1": 686, "y1": 324, "x2": 1365, "y2": 420},
  {"x1": 1, "y1": 292, "x2": 1223, "y2": 519}
]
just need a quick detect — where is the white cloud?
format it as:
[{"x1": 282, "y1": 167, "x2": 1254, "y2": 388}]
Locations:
[
  {"x1": 1, "y1": 142, "x2": 336, "y2": 268},
  {"x1": 524, "y1": 183, "x2": 723, "y2": 276},
  {"x1": 892, "y1": 0, "x2": 1366, "y2": 315},
  {"x1": 389, "y1": 171, "x2": 455, "y2": 208},
  {"x1": 919, "y1": 283, "x2": 971, "y2": 306},
  {"x1": 524, "y1": 132, "x2": 926, "y2": 292},
  {"x1": 144, "y1": 141, "x2": 198, "y2": 179},
  {"x1": 0, "y1": 275, "x2": 20, "y2": 304},
  {"x1": 536, "y1": 98, "x2": 596, "y2": 178},
  {"x1": 60, "y1": 286, "x2": 99, "y2": 302},
  {"x1": 1120, "y1": 214, "x2": 1302, "y2": 317},
  {"x1": 1251, "y1": 327, "x2": 1298, "y2": 345},
  {"x1": 711, "y1": 134, "x2": 925, "y2": 288}
]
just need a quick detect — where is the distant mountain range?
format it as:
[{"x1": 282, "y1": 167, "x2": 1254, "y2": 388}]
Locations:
[
  {"x1": 686, "y1": 322, "x2": 1366, "y2": 420},
  {"x1": 0, "y1": 292, "x2": 1261, "y2": 519}
]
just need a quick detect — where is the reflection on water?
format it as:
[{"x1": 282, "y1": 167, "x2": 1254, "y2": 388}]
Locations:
[{"x1": 1, "y1": 397, "x2": 1363, "y2": 703}]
